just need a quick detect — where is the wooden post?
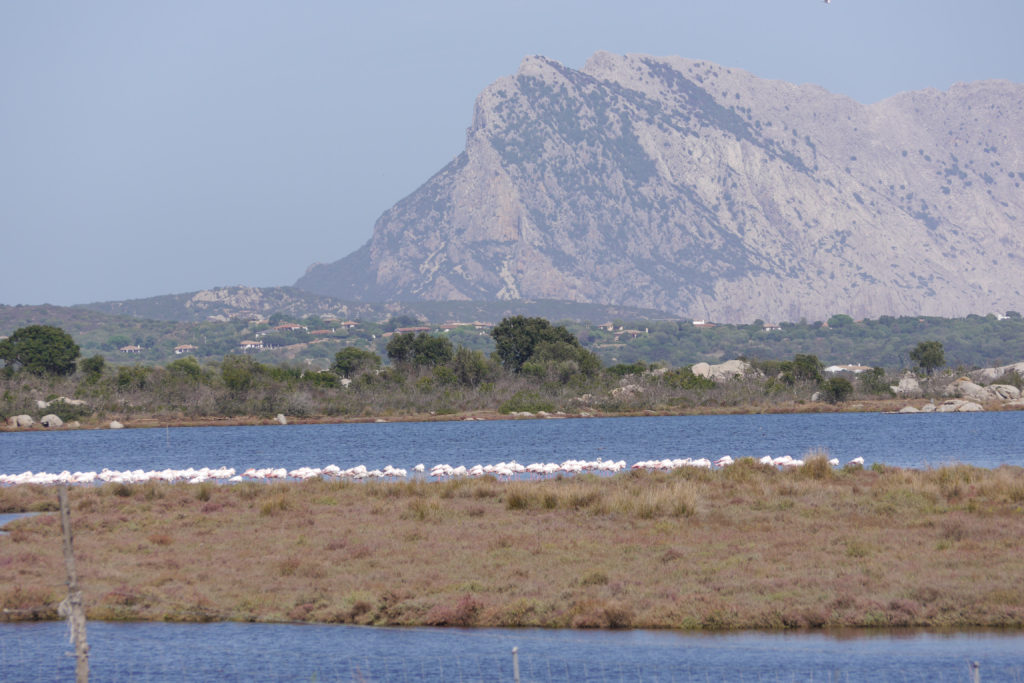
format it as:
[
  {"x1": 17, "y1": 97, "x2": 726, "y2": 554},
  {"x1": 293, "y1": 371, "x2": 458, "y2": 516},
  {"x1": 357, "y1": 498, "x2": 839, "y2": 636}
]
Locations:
[{"x1": 58, "y1": 485, "x2": 89, "y2": 682}]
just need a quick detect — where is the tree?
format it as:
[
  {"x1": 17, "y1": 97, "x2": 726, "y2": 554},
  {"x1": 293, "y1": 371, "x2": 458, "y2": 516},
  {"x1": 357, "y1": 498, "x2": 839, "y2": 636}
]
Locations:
[
  {"x1": 910, "y1": 340, "x2": 945, "y2": 375},
  {"x1": 0, "y1": 325, "x2": 80, "y2": 376},
  {"x1": 386, "y1": 333, "x2": 453, "y2": 369},
  {"x1": 827, "y1": 314, "x2": 854, "y2": 329},
  {"x1": 79, "y1": 354, "x2": 106, "y2": 382},
  {"x1": 449, "y1": 347, "x2": 494, "y2": 386},
  {"x1": 332, "y1": 347, "x2": 381, "y2": 378},
  {"x1": 779, "y1": 354, "x2": 823, "y2": 385},
  {"x1": 490, "y1": 316, "x2": 580, "y2": 373},
  {"x1": 821, "y1": 377, "x2": 853, "y2": 404}
]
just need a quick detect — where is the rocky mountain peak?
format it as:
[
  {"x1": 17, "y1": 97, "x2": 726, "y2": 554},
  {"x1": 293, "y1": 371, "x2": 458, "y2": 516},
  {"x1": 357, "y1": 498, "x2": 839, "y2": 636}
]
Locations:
[{"x1": 296, "y1": 52, "x2": 1024, "y2": 322}]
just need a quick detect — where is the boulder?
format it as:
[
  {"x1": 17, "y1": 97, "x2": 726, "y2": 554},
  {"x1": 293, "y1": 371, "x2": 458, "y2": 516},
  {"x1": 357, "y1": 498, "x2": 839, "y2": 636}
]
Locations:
[
  {"x1": 898, "y1": 406, "x2": 920, "y2": 413},
  {"x1": 36, "y1": 400, "x2": 49, "y2": 410},
  {"x1": 989, "y1": 384, "x2": 1021, "y2": 400},
  {"x1": 276, "y1": 413, "x2": 288, "y2": 425},
  {"x1": 692, "y1": 359, "x2": 752, "y2": 381},
  {"x1": 945, "y1": 378, "x2": 1022, "y2": 402},
  {"x1": 691, "y1": 362, "x2": 711, "y2": 378},
  {"x1": 943, "y1": 378, "x2": 991, "y2": 401},
  {"x1": 109, "y1": 420, "x2": 124, "y2": 429},
  {"x1": 971, "y1": 361, "x2": 1024, "y2": 383},
  {"x1": 921, "y1": 403, "x2": 936, "y2": 413},
  {"x1": 611, "y1": 384, "x2": 643, "y2": 397},
  {"x1": 40, "y1": 414, "x2": 64, "y2": 428},
  {"x1": 891, "y1": 375, "x2": 922, "y2": 398},
  {"x1": 7, "y1": 414, "x2": 34, "y2": 428},
  {"x1": 936, "y1": 399, "x2": 984, "y2": 413}
]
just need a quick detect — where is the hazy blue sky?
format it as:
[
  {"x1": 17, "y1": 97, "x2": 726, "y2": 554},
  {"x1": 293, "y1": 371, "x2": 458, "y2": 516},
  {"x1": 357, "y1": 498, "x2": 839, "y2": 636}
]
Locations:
[{"x1": 2, "y1": 1, "x2": 1021, "y2": 306}]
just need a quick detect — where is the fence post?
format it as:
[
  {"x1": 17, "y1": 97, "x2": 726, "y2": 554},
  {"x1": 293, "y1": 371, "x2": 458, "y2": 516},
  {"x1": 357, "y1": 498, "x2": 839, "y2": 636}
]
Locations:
[
  {"x1": 969, "y1": 660, "x2": 980, "y2": 683},
  {"x1": 512, "y1": 646, "x2": 520, "y2": 683},
  {"x1": 59, "y1": 485, "x2": 89, "y2": 682}
]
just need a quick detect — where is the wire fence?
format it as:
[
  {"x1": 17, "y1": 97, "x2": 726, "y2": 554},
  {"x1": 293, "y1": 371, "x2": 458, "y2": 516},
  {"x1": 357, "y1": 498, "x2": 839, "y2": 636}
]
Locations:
[{"x1": 1, "y1": 646, "x2": 1022, "y2": 683}]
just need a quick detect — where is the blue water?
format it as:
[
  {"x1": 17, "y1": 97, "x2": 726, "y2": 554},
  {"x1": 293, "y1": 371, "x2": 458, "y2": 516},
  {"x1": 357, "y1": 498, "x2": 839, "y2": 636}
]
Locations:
[
  {"x1": 1, "y1": 412, "x2": 1023, "y2": 476},
  {"x1": 0, "y1": 621, "x2": 1021, "y2": 682}
]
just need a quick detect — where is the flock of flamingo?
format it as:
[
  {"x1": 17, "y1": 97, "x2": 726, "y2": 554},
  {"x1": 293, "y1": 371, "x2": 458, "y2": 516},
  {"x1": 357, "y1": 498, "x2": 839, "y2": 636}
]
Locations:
[{"x1": 0, "y1": 455, "x2": 865, "y2": 487}]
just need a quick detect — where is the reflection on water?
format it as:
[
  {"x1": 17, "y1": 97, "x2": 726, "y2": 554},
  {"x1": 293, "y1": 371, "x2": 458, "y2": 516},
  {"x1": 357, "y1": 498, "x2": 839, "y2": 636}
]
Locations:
[{"x1": 0, "y1": 622, "x2": 1022, "y2": 682}]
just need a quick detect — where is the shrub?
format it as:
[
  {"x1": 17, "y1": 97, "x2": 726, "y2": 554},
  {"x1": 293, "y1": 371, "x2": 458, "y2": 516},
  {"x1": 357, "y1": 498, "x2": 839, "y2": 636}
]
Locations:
[
  {"x1": 859, "y1": 367, "x2": 891, "y2": 395},
  {"x1": 499, "y1": 390, "x2": 555, "y2": 414},
  {"x1": 821, "y1": 377, "x2": 853, "y2": 404}
]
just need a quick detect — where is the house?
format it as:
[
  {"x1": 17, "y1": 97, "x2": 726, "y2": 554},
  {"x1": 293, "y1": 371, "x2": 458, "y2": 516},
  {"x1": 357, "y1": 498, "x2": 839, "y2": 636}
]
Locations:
[
  {"x1": 239, "y1": 340, "x2": 263, "y2": 351},
  {"x1": 762, "y1": 323, "x2": 782, "y2": 332},
  {"x1": 119, "y1": 345, "x2": 142, "y2": 353},
  {"x1": 692, "y1": 320, "x2": 715, "y2": 328},
  {"x1": 174, "y1": 344, "x2": 198, "y2": 355},
  {"x1": 824, "y1": 364, "x2": 873, "y2": 374},
  {"x1": 273, "y1": 323, "x2": 306, "y2": 332},
  {"x1": 614, "y1": 328, "x2": 648, "y2": 340},
  {"x1": 338, "y1": 320, "x2": 360, "y2": 329},
  {"x1": 395, "y1": 326, "x2": 432, "y2": 334}
]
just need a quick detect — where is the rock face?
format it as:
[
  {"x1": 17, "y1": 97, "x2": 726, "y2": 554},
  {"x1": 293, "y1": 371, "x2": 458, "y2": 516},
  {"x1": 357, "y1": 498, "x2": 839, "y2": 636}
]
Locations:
[
  {"x1": 692, "y1": 359, "x2": 752, "y2": 381},
  {"x1": 936, "y1": 399, "x2": 984, "y2": 413},
  {"x1": 297, "y1": 52, "x2": 1024, "y2": 322},
  {"x1": 892, "y1": 375, "x2": 923, "y2": 398},
  {"x1": 944, "y1": 377, "x2": 1022, "y2": 401},
  {"x1": 971, "y1": 361, "x2": 1024, "y2": 383}
]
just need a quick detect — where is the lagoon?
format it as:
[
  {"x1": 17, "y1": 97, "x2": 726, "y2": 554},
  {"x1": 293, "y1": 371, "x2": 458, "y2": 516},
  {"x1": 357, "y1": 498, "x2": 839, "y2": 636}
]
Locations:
[
  {"x1": 2, "y1": 412, "x2": 1023, "y2": 477},
  {"x1": 1, "y1": 622, "x2": 1022, "y2": 682}
]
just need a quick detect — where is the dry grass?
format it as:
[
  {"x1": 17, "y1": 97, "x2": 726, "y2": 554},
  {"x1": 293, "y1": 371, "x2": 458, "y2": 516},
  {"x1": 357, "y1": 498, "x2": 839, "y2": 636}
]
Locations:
[{"x1": 3, "y1": 463, "x2": 1024, "y2": 629}]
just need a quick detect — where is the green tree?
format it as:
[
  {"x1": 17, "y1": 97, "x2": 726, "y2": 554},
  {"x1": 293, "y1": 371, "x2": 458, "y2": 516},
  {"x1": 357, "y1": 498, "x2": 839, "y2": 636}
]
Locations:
[
  {"x1": 821, "y1": 377, "x2": 853, "y2": 404},
  {"x1": 332, "y1": 347, "x2": 382, "y2": 378},
  {"x1": 386, "y1": 333, "x2": 453, "y2": 368},
  {"x1": 79, "y1": 354, "x2": 106, "y2": 382},
  {"x1": 779, "y1": 354, "x2": 824, "y2": 385},
  {"x1": 910, "y1": 340, "x2": 945, "y2": 375},
  {"x1": 449, "y1": 347, "x2": 494, "y2": 386},
  {"x1": 221, "y1": 355, "x2": 257, "y2": 392},
  {"x1": 167, "y1": 356, "x2": 204, "y2": 382},
  {"x1": 0, "y1": 325, "x2": 80, "y2": 376},
  {"x1": 858, "y1": 367, "x2": 891, "y2": 395},
  {"x1": 490, "y1": 316, "x2": 580, "y2": 373}
]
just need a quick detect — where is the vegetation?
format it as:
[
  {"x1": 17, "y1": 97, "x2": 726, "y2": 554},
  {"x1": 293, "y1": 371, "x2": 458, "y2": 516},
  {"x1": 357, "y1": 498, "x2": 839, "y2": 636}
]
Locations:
[
  {"x1": 3, "y1": 313, "x2": 1024, "y2": 429},
  {"x1": 0, "y1": 325, "x2": 80, "y2": 377},
  {"x1": 910, "y1": 340, "x2": 946, "y2": 376},
  {"x1": 3, "y1": 462, "x2": 1024, "y2": 628},
  {"x1": 4, "y1": 304, "x2": 1024, "y2": 372}
]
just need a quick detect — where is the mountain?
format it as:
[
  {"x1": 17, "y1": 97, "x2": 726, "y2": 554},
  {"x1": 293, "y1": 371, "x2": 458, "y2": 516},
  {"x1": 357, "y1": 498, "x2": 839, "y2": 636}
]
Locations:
[{"x1": 295, "y1": 52, "x2": 1024, "y2": 323}]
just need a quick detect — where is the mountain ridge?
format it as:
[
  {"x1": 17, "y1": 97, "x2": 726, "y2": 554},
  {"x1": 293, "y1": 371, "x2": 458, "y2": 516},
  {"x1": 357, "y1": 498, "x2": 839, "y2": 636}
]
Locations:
[{"x1": 295, "y1": 52, "x2": 1024, "y2": 322}]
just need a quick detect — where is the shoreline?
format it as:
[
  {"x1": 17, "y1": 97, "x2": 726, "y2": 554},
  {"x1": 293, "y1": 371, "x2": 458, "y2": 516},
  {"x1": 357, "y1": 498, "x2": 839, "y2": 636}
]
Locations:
[{"x1": 4, "y1": 397, "x2": 1013, "y2": 432}]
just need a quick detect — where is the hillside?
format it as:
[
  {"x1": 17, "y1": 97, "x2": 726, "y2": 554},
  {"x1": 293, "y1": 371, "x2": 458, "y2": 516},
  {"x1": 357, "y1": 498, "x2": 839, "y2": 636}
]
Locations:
[
  {"x1": 296, "y1": 52, "x2": 1024, "y2": 322},
  {"x1": 77, "y1": 286, "x2": 674, "y2": 325}
]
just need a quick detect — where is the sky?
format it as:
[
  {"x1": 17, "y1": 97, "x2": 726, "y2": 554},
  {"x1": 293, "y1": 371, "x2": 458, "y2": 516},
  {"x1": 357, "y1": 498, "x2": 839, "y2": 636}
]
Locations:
[{"x1": 1, "y1": 1, "x2": 1022, "y2": 306}]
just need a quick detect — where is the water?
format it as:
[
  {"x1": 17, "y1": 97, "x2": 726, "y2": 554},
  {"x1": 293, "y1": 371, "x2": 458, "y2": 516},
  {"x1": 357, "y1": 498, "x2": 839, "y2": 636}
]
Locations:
[
  {"x1": 3, "y1": 416, "x2": 1024, "y2": 680},
  {"x1": 1, "y1": 621, "x2": 1021, "y2": 682},
  {"x1": 1, "y1": 412, "x2": 1023, "y2": 476}
]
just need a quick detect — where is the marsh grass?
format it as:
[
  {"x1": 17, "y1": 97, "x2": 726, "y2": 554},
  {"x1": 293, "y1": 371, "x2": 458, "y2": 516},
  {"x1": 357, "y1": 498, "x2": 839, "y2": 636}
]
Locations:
[{"x1": 3, "y1": 464, "x2": 1024, "y2": 629}]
